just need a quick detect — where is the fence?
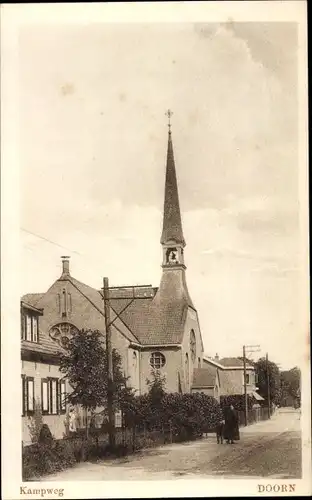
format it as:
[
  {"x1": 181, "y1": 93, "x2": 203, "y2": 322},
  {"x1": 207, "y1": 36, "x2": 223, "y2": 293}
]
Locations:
[{"x1": 238, "y1": 406, "x2": 270, "y2": 427}]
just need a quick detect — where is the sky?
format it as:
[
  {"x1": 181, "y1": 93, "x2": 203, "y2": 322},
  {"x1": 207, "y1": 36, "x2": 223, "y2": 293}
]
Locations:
[{"x1": 19, "y1": 22, "x2": 303, "y2": 369}]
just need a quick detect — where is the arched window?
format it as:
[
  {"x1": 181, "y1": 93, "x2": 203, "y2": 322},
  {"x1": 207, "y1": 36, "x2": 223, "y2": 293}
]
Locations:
[
  {"x1": 185, "y1": 353, "x2": 189, "y2": 388},
  {"x1": 190, "y1": 330, "x2": 196, "y2": 362},
  {"x1": 49, "y1": 323, "x2": 79, "y2": 349},
  {"x1": 150, "y1": 352, "x2": 166, "y2": 369},
  {"x1": 133, "y1": 351, "x2": 138, "y2": 369}
]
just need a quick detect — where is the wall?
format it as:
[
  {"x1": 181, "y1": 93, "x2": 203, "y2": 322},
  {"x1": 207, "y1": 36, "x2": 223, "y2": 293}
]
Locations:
[
  {"x1": 139, "y1": 347, "x2": 182, "y2": 394},
  {"x1": 35, "y1": 279, "x2": 130, "y2": 374},
  {"x1": 181, "y1": 307, "x2": 204, "y2": 392},
  {"x1": 22, "y1": 360, "x2": 68, "y2": 445},
  {"x1": 191, "y1": 387, "x2": 215, "y2": 397},
  {"x1": 127, "y1": 347, "x2": 141, "y2": 394}
]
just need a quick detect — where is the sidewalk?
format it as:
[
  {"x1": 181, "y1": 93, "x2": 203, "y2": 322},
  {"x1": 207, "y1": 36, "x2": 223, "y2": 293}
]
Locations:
[{"x1": 240, "y1": 408, "x2": 301, "y2": 434}]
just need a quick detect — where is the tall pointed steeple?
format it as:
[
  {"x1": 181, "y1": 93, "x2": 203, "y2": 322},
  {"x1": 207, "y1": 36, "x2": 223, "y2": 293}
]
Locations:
[
  {"x1": 160, "y1": 110, "x2": 185, "y2": 247},
  {"x1": 155, "y1": 110, "x2": 194, "y2": 309}
]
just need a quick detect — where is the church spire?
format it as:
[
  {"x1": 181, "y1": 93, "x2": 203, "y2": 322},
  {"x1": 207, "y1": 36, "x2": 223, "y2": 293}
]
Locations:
[{"x1": 160, "y1": 110, "x2": 185, "y2": 247}]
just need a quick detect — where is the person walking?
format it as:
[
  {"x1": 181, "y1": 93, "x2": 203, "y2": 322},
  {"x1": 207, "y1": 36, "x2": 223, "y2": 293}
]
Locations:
[{"x1": 224, "y1": 404, "x2": 239, "y2": 444}]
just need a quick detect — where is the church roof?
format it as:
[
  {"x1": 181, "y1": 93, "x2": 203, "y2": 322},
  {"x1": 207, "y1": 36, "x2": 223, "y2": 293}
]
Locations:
[
  {"x1": 192, "y1": 366, "x2": 218, "y2": 388},
  {"x1": 160, "y1": 130, "x2": 185, "y2": 246},
  {"x1": 109, "y1": 295, "x2": 189, "y2": 345}
]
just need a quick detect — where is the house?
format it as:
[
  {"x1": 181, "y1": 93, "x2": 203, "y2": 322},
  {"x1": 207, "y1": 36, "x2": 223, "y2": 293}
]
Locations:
[
  {"x1": 21, "y1": 122, "x2": 205, "y2": 444},
  {"x1": 192, "y1": 365, "x2": 221, "y2": 400},
  {"x1": 21, "y1": 301, "x2": 69, "y2": 443},
  {"x1": 198, "y1": 355, "x2": 264, "y2": 402}
]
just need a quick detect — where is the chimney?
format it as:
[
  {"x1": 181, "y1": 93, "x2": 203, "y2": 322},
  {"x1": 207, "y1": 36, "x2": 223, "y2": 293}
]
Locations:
[
  {"x1": 61, "y1": 256, "x2": 70, "y2": 277},
  {"x1": 215, "y1": 353, "x2": 219, "y2": 361}
]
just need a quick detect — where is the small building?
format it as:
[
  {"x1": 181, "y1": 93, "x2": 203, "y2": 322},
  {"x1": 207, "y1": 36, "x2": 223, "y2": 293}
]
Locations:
[
  {"x1": 193, "y1": 355, "x2": 264, "y2": 402},
  {"x1": 192, "y1": 365, "x2": 221, "y2": 401}
]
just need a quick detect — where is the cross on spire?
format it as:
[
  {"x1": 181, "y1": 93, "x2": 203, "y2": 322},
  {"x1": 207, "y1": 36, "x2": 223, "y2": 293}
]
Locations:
[{"x1": 165, "y1": 109, "x2": 173, "y2": 132}]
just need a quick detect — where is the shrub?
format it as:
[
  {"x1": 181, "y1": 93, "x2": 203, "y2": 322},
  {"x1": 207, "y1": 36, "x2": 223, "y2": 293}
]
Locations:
[
  {"x1": 123, "y1": 391, "x2": 222, "y2": 440},
  {"x1": 38, "y1": 424, "x2": 54, "y2": 445},
  {"x1": 27, "y1": 400, "x2": 44, "y2": 443},
  {"x1": 22, "y1": 437, "x2": 81, "y2": 480},
  {"x1": 220, "y1": 394, "x2": 255, "y2": 412}
]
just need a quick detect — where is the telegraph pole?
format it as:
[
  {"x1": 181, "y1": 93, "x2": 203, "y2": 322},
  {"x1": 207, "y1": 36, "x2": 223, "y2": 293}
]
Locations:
[
  {"x1": 103, "y1": 277, "x2": 115, "y2": 449},
  {"x1": 102, "y1": 279, "x2": 153, "y2": 449},
  {"x1": 243, "y1": 344, "x2": 261, "y2": 427},
  {"x1": 266, "y1": 352, "x2": 271, "y2": 419},
  {"x1": 243, "y1": 345, "x2": 248, "y2": 427}
]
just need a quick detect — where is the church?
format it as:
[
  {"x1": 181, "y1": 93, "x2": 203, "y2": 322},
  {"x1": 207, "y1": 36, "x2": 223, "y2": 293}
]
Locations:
[{"x1": 21, "y1": 120, "x2": 205, "y2": 443}]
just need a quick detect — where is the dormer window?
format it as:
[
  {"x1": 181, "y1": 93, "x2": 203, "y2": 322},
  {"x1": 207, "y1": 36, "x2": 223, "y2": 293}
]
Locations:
[{"x1": 22, "y1": 313, "x2": 39, "y2": 343}]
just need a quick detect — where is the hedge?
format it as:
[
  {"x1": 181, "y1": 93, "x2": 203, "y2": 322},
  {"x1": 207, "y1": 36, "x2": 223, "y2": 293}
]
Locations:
[
  {"x1": 22, "y1": 436, "x2": 129, "y2": 480},
  {"x1": 220, "y1": 394, "x2": 256, "y2": 412},
  {"x1": 123, "y1": 392, "x2": 222, "y2": 437}
]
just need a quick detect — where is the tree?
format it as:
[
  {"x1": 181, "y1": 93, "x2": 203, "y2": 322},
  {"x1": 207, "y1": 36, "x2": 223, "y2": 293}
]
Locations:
[
  {"x1": 59, "y1": 329, "x2": 130, "y2": 436},
  {"x1": 146, "y1": 370, "x2": 166, "y2": 406},
  {"x1": 255, "y1": 357, "x2": 281, "y2": 406},
  {"x1": 280, "y1": 367, "x2": 301, "y2": 407}
]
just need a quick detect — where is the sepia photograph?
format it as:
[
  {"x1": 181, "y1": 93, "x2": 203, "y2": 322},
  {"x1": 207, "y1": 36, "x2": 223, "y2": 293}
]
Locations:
[{"x1": 1, "y1": 2, "x2": 310, "y2": 499}]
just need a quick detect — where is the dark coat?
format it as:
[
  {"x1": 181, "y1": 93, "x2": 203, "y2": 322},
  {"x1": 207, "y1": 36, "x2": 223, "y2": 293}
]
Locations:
[{"x1": 223, "y1": 408, "x2": 240, "y2": 441}]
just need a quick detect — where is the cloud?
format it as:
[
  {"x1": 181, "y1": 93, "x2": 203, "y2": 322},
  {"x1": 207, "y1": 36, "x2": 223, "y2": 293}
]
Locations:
[{"x1": 19, "y1": 23, "x2": 301, "y2": 369}]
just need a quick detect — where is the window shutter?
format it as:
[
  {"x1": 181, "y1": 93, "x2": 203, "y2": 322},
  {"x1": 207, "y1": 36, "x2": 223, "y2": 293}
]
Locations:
[
  {"x1": 26, "y1": 378, "x2": 34, "y2": 413},
  {"x1": 60, "y1": 380, "x2": 66, "y2": 413},
  {"x1": 41, "y1": 379, "x2": 49, "y2": 414},
  {"x1": 21, "y1": 376, "x2": 26, "y2": 416}
]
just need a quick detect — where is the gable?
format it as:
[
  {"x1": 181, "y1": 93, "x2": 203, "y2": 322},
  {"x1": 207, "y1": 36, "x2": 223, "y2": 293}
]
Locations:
[
  {"x1": 192, "y1": 367, "x2": 217, "y2": 388},
  {"x1": 23, "y1": 276, "x2": 137, "y2": 355}
]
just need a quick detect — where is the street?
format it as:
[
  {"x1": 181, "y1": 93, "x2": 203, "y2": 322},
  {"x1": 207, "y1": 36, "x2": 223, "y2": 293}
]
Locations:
[{"x1": 46, "y1": 408, "x2": 301, "y2": 481}]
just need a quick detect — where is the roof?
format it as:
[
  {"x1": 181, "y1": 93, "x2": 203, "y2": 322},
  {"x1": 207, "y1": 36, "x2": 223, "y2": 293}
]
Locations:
[
  {"x1": 21, "y1": 293, "x2": 44, "y2": 307},
  {"x1": 66, "y1": 276, "x2": 139, "y2": 344},
  {"x1": 218, "y1": 357, "x2": 254, "y2": 370},
  {"x1": 252, "y1": 391, "x2": 265, "y2": 401},
  {"x1": 160, "y1": 131, "x2": 185, "y2": 246},
  {"x1": 21, "y1": 334, "x2": 64, "y2": 356},
  {"x1": 219, "y1": 370, "x2": 243, "y2": 395},
  {"x1": 203, "y1": 356, "x2": 226, "y2": 370},
  {"x1": 192, "y1": 366, "x2": 218, "y2": 388},
  {"x1": 21, "y1": 301, "x2": 43, "y2": 315}
]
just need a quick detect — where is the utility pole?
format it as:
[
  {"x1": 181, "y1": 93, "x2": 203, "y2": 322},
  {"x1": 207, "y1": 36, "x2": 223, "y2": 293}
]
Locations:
[
  {"x1": 243, "y1": 344, "x2": 261, "y2": 427},
  {"x1": 103, "y1": 277, "x2": 115, "y2": 449},
  {"x1": 102, "y1": 279, "x2": 153, "y2": 449},
  {"x1": 266, "y1": 352, "x2": 271, "y2": 419},
  {"x1": 243, "y1": 345, "x2": 248, "y2": 427}
]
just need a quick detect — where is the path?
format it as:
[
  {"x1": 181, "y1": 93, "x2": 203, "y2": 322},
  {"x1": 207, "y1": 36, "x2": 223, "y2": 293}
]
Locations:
[{"x1": 45, "y1": 408, "x2": 301, "y2": 481}]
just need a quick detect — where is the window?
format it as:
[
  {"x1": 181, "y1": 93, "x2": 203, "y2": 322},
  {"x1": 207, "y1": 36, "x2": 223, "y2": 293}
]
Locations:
[
  {"x1": 198, "y1": 357, "x2": 201, "y2": 368},
  {"x1": 62, "y1": 290, "x2": 67, "y2": 317},
  {"x1": 22, "y1": 313, "x2": 39, "y2": 343},
  {"x1": 49, "y1": 323, "x2": 79, "y2": 348},
  {"x1": 60, "y1": 380, "x2": 66, "y2": 413},
  {"x1": 26, "y1": 315, "x2": 32, "y2": 341},
  {"x1": 190, "y1": 330, "x2": 196, "y2": 362},
  {"x1": 32, "y1": 317, "x2": 38, "y2": 342},
  {"x1": 245, "y1": 373, "x2": 250, "y2": 384},
  {"x1": 150, "y1": 352, "x2": 166, "y2": 369},
  {"x1": 41, "y1": 378, "x2": 66, "y2": 415},
  {"x1": 22, "y1": 376, "x2": 34, "y2": 415},
  {"x1": 185, "y1": 353, "x2": 189, "y2": 388},
  {"x1": 133, "y1": 351, "x2": 137, "y2": 369},
  {"x1": 21, "y1": 376, "x2": 25, "y2": 416}
]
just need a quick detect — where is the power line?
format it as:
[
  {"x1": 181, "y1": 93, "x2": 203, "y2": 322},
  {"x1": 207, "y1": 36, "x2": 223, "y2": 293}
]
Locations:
[{"x1": 20, "y1": 227, "x2": 82, "y2": 255}]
